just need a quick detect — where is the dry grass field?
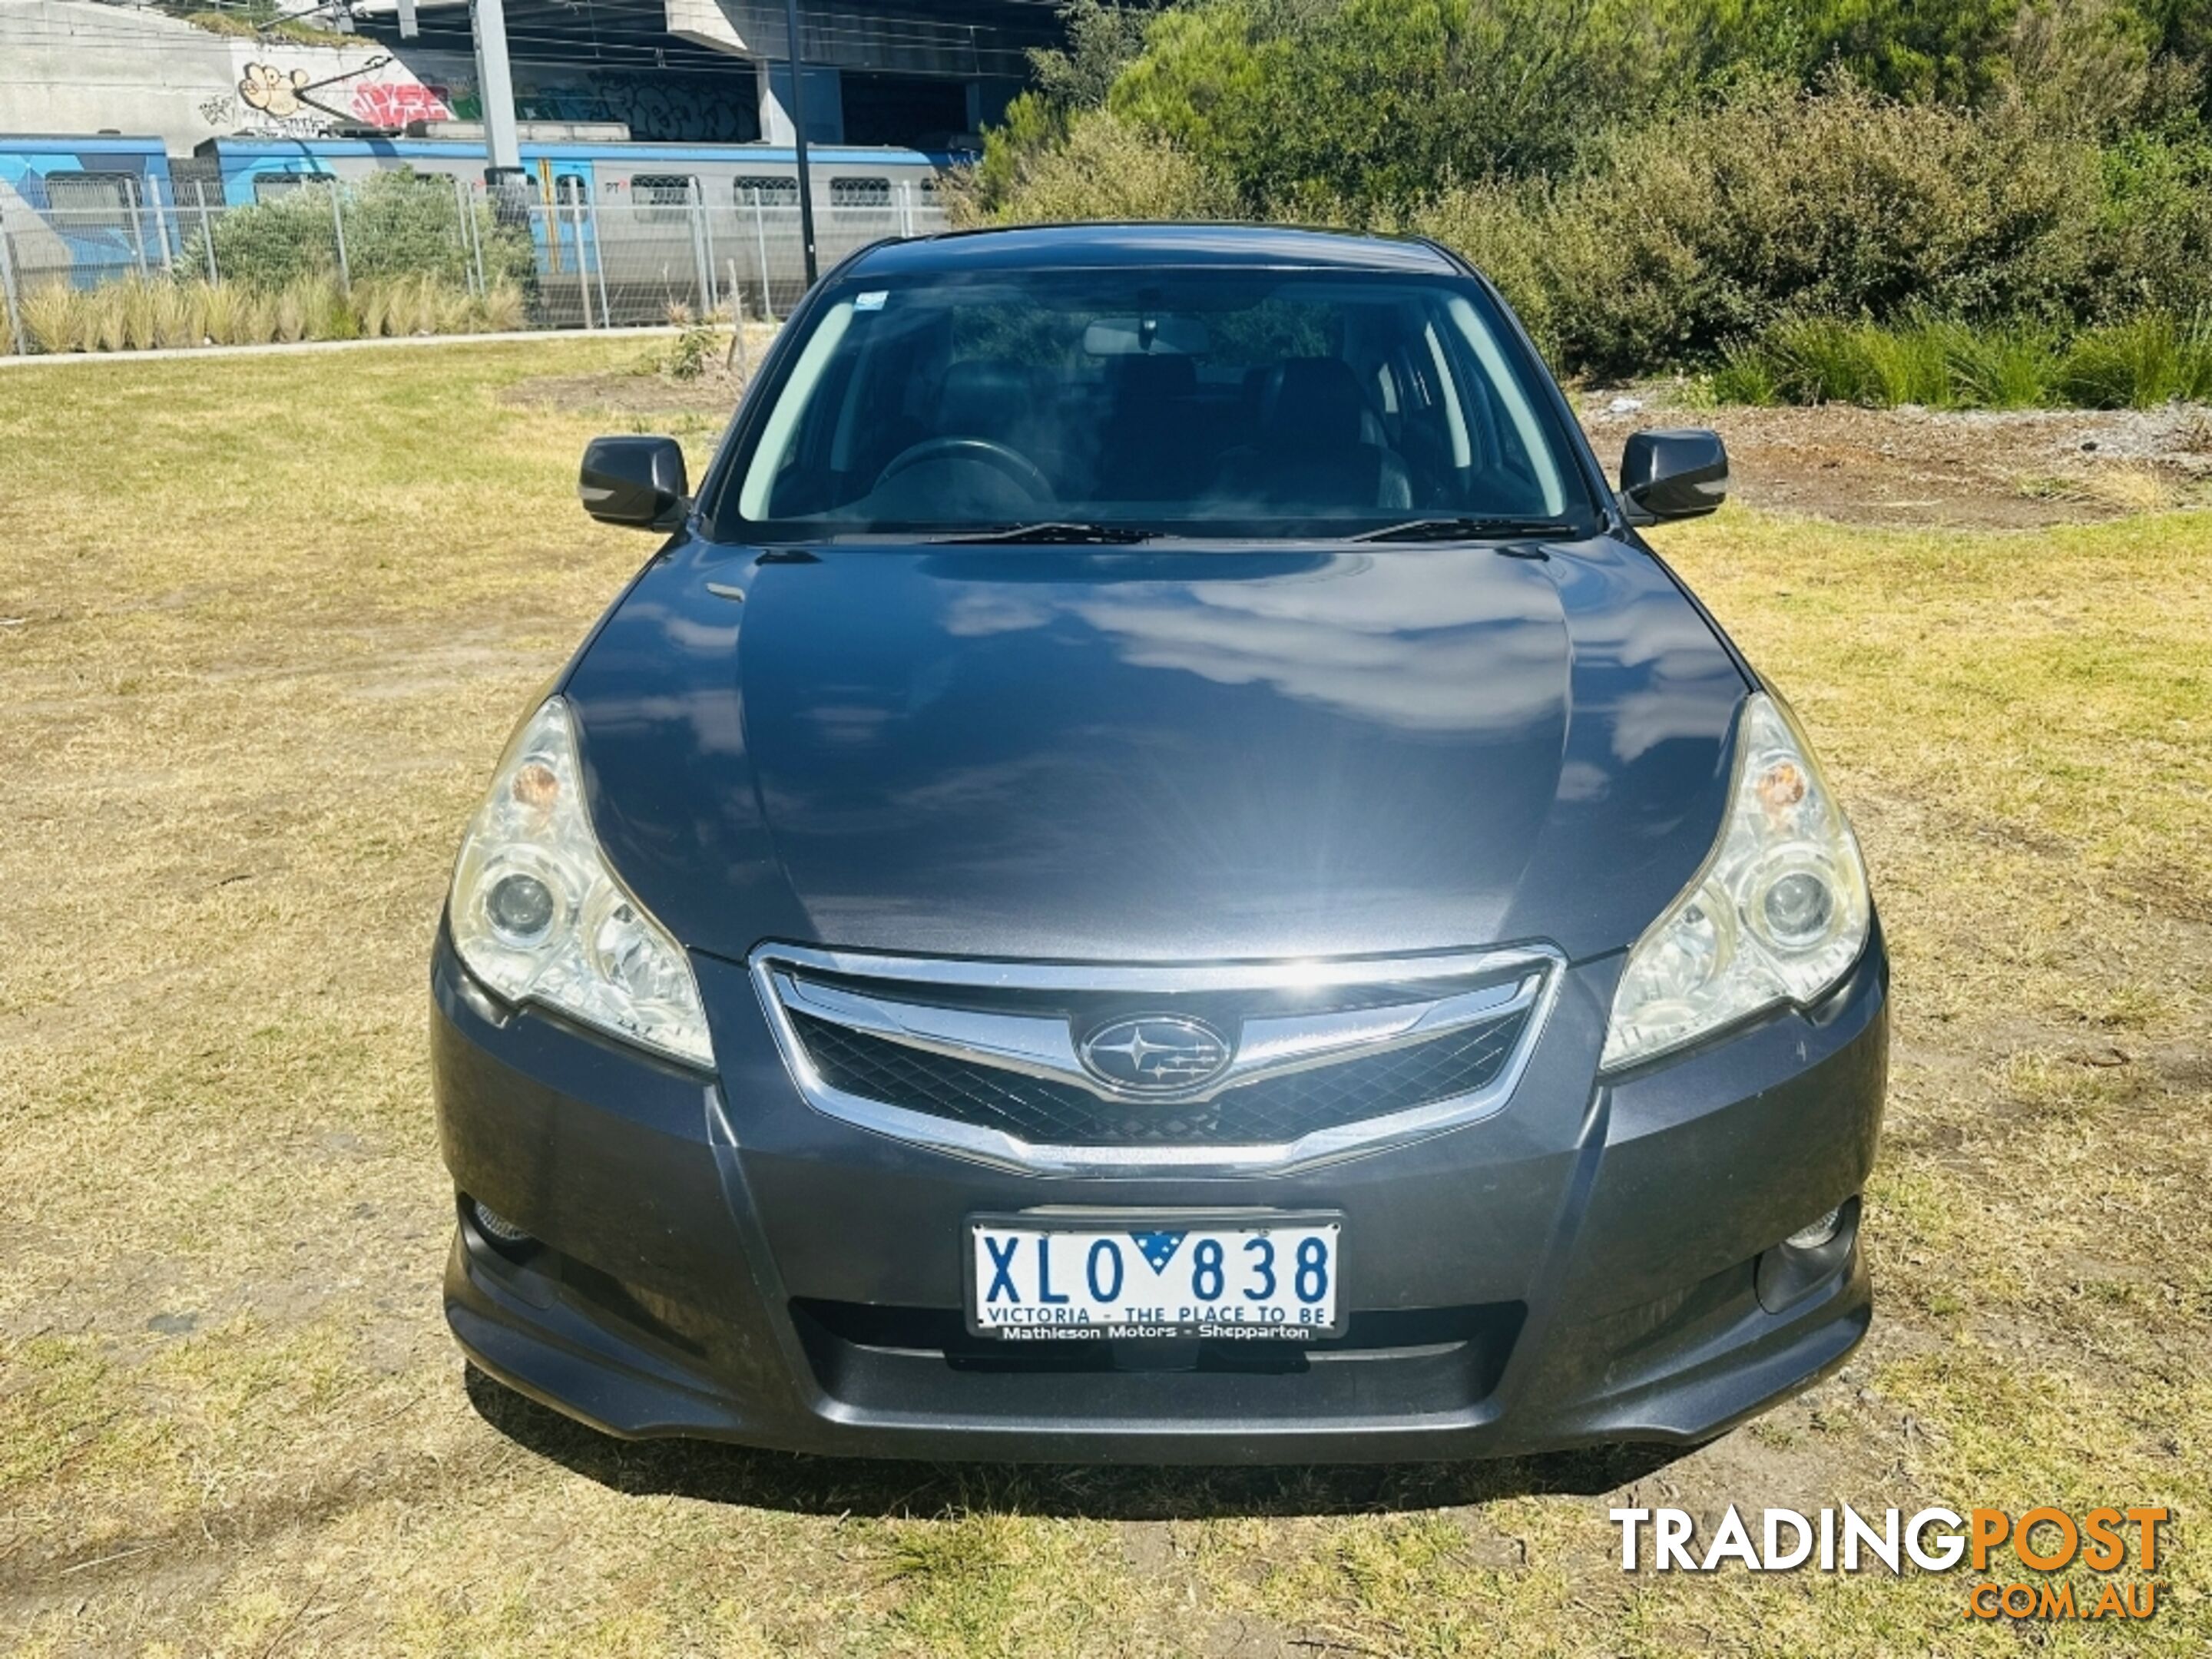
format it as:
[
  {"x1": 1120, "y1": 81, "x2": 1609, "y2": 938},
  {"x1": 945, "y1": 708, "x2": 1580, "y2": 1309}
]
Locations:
[{"x1": 2, "y1": 338, "x2": 2207, "y2": 1656}]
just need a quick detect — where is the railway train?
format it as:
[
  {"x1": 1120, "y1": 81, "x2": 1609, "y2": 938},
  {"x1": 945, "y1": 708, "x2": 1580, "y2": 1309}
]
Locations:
[{"x1": 0, "y1": 130, "x2": 955, "y2": 320}]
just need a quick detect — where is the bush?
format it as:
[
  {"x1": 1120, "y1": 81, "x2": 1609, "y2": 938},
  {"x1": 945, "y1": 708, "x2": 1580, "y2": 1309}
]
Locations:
[
  {"x1": 966, "y1": 0, "x2": 1696, "y2": 220},
  {"x1": 183, "y1": 171, "x2": 535, "y2": 294},
  {"x1": 1409, "y1": 77, "x2": 2212, "y2": 373},
  {"x1": 960, "y1": 0, "x2": 2212, "y2": 384},
  {"x1": 952, "y1": 108, "x2": 1240, "y2": 225}
]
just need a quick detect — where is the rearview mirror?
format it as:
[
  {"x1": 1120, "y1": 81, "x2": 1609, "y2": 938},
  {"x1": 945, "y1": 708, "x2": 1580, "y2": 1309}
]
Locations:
[
  {"x1": 580, "y1": 435, "x2": 689, "y2": 529},
  {"x1": 1619, "y1": 429, "x2": 1727, "y2": 523},
  {"x1": 1081, "y1": 315, "x2": 1210, "y2": 356}
]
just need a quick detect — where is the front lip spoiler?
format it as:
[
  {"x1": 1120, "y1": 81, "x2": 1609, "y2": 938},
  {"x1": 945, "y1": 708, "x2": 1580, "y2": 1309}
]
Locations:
[{"x1": 743, "y1": 942, "x2": 1568, "y2": 1177}]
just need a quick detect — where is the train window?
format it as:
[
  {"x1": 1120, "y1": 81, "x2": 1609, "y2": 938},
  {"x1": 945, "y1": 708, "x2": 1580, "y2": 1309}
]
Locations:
[
  {"x1": 829, "y1": 177, "x2": 892, "y2": 209},
  {"x1": 734, "y1": 176, "x2": 799, "y2": 207},
  {"x1": 251, "y1": 173, "x2": 335, "y2": 204},
  {"x1": 45, "y1": 171, "x2": 141, "y2": 218},
  {"x1": 553, "y1": 174, "x2": 588, "y2": 206},
  {"x1": 631, "y1": 174, "x2": 700, "y2": 222}
]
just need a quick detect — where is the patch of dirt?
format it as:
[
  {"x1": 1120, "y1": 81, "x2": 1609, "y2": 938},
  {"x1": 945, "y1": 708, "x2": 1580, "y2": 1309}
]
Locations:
[
  {"x1": 502, "y1": 363, "x2": 751, "y2": 420},
  {"x1": 499, "y1": 324, "x2": 777, "y2": 422},
  {"x1": 1581, "y1": 392, "x2": 2212, "y2": 528}
]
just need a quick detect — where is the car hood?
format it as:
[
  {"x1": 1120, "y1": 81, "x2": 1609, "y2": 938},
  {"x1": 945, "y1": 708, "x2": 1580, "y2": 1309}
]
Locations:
[{"x1": 561, "y1": 537, "x2": 1747, "y2": 967}]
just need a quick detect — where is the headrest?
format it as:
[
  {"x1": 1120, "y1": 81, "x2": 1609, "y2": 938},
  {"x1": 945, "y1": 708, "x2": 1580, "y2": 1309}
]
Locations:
[{"x1": 1261, "y1": 358, "x2": 1371, "y2": 449}]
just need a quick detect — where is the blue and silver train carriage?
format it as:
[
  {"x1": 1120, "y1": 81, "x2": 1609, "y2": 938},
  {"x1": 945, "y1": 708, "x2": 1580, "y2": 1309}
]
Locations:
[
  {"x1": 0, "y1": 131, "x2": 951, "y2": 319},
  {"x1": 0, "y1": 135, "x2": 179, "y2": 290},
  {"x1": 194, "y1": 135, "x2": 952, "y2": 319}
]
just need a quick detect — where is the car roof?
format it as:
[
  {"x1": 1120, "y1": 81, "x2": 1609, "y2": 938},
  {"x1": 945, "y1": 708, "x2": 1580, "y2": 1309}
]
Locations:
[{"x1": 846, "y1": 221, "x2": 1465, "y2": 278}]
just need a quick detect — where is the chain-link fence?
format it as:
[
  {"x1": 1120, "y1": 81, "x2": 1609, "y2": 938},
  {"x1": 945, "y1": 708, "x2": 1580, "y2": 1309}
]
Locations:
[{"x1": 0, "y1": 175, "x2": 950, "y2": 352}]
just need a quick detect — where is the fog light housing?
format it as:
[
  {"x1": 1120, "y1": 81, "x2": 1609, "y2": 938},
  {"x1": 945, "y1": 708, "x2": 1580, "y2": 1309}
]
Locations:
[
  {"x1": 470, "y1": 1198, "x2": 533, "y2": 1246},
  {"x1": 1785, "y1": 1207, "x2": 1843, "y2": 1250},
  {"x1": 1756, "y1": 1197, "x2": 1859, "y2": 1313}
]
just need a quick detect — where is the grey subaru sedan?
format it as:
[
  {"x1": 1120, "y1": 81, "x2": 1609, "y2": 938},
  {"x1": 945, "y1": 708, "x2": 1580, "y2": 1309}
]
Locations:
[{"x1": 432, "y1": 223, "x2": 1886, "y2": 1462}]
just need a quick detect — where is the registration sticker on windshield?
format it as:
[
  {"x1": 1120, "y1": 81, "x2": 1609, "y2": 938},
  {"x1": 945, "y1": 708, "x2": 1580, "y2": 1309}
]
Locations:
[{"x1": 853, "y1": 290, "x2": 889, "y2": 312}]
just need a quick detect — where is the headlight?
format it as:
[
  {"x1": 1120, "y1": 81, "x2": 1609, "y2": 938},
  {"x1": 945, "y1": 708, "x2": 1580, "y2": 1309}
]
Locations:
[
  {"x1": 1601, "y1": 691, "x2": 1870, "y2": 1071},
  {"x1": 448, "y1": 697, "x2": 714, "y2": 1068}
]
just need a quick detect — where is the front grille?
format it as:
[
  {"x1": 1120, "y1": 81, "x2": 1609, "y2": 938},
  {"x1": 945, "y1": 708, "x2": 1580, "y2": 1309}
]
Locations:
[{"x1": 791, "y1": 1004, "x2": 1531, "y2": 1147}]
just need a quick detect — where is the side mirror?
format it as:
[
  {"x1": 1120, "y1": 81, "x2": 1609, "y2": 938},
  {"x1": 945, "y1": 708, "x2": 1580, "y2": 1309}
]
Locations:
[
  {"x1": 1620, "y1": 429, "x2": 1727, "y2": 523},
  {"x1": 580, "y1": 435, "x2": 689, "y2": 529}
]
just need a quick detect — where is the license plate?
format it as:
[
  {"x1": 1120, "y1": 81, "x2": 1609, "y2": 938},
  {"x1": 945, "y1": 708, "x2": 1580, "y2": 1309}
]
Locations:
[{"x1": 966, "y1": 1214, "x2": 1342, "y2": 1339}]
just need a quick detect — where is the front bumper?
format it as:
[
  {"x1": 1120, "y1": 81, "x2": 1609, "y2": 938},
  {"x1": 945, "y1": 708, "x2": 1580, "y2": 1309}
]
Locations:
[{"x1": 433, "y1": 929, "x2": 1886, "y2": 1462}]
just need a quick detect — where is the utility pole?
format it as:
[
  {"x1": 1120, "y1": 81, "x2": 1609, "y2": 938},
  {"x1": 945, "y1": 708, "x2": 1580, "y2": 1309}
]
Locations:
[
  {"x1": 470, "y1": 0, "x2": 527, "y2": 217},
  {"x1": 781, "y1": 0, "x2": 819, "y2": 287}
]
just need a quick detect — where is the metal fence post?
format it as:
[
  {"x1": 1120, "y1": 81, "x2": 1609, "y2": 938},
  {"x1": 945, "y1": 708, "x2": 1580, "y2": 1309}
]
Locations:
[
  {"x1": 472, "y1": 187, "x2": 488, "y2": 297},
  {"x1": 0, "y1": 213, "x2": 25, "y2": 354},
  {"x1": 329, "y1": 184, "x2": 352, "y2": 292},
  {"x1": 750, "y1": 188, "x2": 773, "y2": 323},
  {"x1": 696, "y1": 182, "x2": 718, "y2": 317},
  {"x1": 452, "y1": 176, "x2": 482, "y2": 296},
  {"x1": 590, "y1": 197, "x2": 611, "y2": 328},
  {"x1": 195, "y1": 183, "x2": 220, "y2": 286},
  {"x1": 569, "y1": 199, "x2": 594, "y2": 329},
  {"x1": 154, "y1": 184, "x2": 175, "y2": 273},
  {"x1": 126, "y1": 190, "x2": 150, "y2": 277},
  {"x1": 899, "y1": 180, "x2": 912, "y2": 240}
]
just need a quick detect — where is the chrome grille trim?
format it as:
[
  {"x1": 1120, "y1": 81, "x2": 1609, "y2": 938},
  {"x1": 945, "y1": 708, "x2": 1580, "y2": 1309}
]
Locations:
[{"x1": 748, "y1": 943, "x2": 1564, "y2": 1177}]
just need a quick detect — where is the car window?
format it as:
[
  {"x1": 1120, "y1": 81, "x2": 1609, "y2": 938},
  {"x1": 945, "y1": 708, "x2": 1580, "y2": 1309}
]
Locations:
[{"x1": 720, "y1": 267, "x2": 1592, "y2": 539}]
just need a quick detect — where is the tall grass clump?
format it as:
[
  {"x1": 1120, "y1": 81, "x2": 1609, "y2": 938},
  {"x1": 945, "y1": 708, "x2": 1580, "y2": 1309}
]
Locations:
[
  {"x1": 1713, "y1": 310, "x2": 2212, "y2": 408},
  {"x1": 475, "y1": 277, "x2": 528, "y2": 333},
  {"x1": 2058, "y1": 314, "x2": 2212, "y2": 406},
  {"x1": 9, "y1": 267, "x2": 535, "y2": 354},
  {"x1": 21, "y1": 282, "x2": 87, "y2": 353}
]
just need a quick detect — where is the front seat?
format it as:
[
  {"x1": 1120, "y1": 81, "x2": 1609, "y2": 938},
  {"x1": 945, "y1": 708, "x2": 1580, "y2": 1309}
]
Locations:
[{"x1": 1211, "y1": 359, "x2": 1412, "y2": 511}]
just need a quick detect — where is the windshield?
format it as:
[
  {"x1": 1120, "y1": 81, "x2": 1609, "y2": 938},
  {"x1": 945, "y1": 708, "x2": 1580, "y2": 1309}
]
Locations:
[{"x1": 716, "y1": 267, "x2": 1597, "y2": 540}]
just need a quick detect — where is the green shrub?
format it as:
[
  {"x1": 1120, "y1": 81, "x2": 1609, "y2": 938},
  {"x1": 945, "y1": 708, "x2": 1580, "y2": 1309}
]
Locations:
[
  {"x1": 182, "y1": 172, "x2": 535, "y2": 295},
  {"x1": 967, "y1": 0, "x2": 2212, "y2": 377},
  {"x1": 955, "y1": 108, "x2": 1240, "y2": 225},
  {"x1": 969, "y1": 0, "x2": 1700, "y2": 219},
  {"x1": 1404, "y1": 77, "x2": 2212, "y2": 375}
]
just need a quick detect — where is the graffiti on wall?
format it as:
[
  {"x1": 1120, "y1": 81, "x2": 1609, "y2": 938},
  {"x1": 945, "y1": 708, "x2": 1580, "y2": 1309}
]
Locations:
[
  {"x1": 349, "y1": 79, "x2": 454, "y2": 128},
  {"x1": 210, "y1": 54, "x2": 743, "y2": 143},
  {"x1": 224, "y1": 52, "x2": 452, "y2": 135},
  {"x1": 240, "y1": 63, "x2": 314, "y2": 121},
  {"x1": 510, "y1": 73, "x2": 761, "y2": 143}
]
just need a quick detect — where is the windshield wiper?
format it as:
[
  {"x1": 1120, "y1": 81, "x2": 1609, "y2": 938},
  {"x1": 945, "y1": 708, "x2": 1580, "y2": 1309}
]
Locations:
[
  {"x1": 1349, "y1": 516, "x2": 1575, "y2": 544},
  {"x1": 926, "y1": 521, "x2": 1160, "y2": 545}
]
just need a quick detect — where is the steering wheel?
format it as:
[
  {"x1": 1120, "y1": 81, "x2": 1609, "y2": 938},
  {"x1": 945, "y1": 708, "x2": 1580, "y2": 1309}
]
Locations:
[{"x1": 876, "y1": 436, "x2": 1053, "y2": 502}]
